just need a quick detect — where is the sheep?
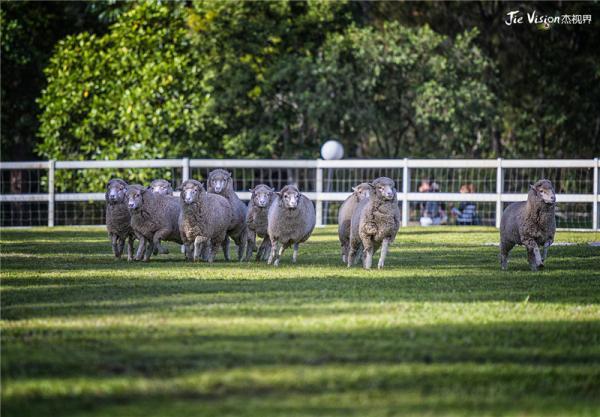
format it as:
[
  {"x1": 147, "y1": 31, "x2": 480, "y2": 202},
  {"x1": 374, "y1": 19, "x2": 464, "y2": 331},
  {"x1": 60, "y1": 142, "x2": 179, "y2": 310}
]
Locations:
[
  {"x1": 347, "y1": 177, "x2": 400, "y2": 269},
  {"x1": 267, "y1": 184, "x2": 316, "y2": 266},
  {"x1": 105, "y1": 178, "x2": 136, "y2": 261},
  {"x1": 126, "y1": 184, "x2": 183, "y2": 262},
  {"x1": 500, "y1": 179, "x2": 556, "y2": 271},
  {"x1": 178, "y1": 179, "x2": 233, "y2": 262},
  {"x1": 207, "y1": 169, "x2": 248, "y2": 261},
  {"x1": 338, "y1": 182, "x2": 373, "y2": 263},
  {"x1": 148, "y1": 179, "x2": 175, "y2": 254},
  {"x1": 149, "y1": 179, "x2": 174, "y2": 195},
  {"x1": 245, "y1": 184, "x2": 275, "y2": 261}
]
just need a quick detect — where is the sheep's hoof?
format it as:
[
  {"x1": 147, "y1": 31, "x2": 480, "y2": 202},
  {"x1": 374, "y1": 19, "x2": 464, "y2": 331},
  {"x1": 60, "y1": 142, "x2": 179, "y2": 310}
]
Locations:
[
  {"x1": 538, "y1": 262, "x2": 545, "y2": 269},
  {"x1": 377, "y1": 263, "x2": 384, "y2": 269},
  {"x1": 273, "y1": 259, "x2": 280, "y2": 267}
]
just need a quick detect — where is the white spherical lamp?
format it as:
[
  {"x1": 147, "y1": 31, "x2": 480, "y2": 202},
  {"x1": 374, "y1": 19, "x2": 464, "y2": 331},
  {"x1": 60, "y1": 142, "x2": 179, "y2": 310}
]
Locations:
[{"x1": 320, "y1": 140, "x2": 344, "y2": 160}]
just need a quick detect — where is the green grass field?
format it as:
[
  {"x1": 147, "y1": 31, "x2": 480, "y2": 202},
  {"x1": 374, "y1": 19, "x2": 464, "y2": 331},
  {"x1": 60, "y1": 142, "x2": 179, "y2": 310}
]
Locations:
[{"x1": 1, "y1": 226, "x2": 599, "y2": 417}]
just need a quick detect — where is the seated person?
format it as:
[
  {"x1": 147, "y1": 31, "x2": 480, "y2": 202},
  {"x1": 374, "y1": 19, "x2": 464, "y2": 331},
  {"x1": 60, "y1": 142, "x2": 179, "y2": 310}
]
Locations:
[
  {"x1": 451, "y1": 184, "x2": 480, "y2": 225},
  {"x1": 420, "y1": 182, "x2": 448, "y2": 226}
]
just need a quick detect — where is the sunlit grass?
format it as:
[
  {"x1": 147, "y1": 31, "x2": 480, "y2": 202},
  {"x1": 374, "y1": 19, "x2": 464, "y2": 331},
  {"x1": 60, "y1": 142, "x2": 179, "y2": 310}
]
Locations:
[{"x1": 1, "y1": 226, "x2": 599, "y2": 416}]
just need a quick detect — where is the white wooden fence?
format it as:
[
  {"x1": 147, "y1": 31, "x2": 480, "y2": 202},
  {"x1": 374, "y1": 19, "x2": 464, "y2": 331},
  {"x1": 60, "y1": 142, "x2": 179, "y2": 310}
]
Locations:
[{"x1": 1, "y1": 158, "x2": 598, "y2": 230}]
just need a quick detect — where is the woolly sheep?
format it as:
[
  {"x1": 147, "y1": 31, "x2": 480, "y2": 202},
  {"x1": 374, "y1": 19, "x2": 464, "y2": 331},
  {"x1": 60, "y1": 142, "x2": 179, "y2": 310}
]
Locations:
[
  {"x1": 149, "y1": 179, "x2": 174, "y2": 195},
  {"x1": 126, "y1": 184, "x2": 183, "y2": 262},
  {"x1": 338, "y1": 182, "x2": 373, "y2": 263},
  {"x1": 500, "y1": 179, "x2": 556, "y2": 271},
  {"x1": 105, "y1": 178, "x2": 136, "y2": 261},
  {"x1": 178, "y1": 179, "x2": 233, "y2": 262},
  {"x1": 245, "y1": 184, "x2": 275, "y2": 261},
  {"x1": 207, "y1": 169, "x2": 248, "y2": 261},
  {"x1": 148, "y1": 179, "x2": 174, "y2": 254},
  {"x1": 267, "y1": 185, "x2": 316, "y2": 266},
  {"x1": 348, "y1": 177, "x2": 400, "y2": 269}
]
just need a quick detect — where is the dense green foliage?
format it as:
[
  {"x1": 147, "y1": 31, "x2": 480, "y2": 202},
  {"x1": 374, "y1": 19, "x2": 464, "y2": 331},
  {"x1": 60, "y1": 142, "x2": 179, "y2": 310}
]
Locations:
[
  {"x1": 2, "y1": 1, "x2": 599, "y2": 164},
  {"x1": 2, "y1": 226, "x2": 599, "y2": 416}
]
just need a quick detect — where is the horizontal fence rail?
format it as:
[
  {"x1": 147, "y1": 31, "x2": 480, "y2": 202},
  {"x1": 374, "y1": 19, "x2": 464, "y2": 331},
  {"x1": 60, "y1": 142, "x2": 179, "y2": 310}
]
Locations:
[{"x1": 1, "y1": 158, "x2": 598, "y2": 231}]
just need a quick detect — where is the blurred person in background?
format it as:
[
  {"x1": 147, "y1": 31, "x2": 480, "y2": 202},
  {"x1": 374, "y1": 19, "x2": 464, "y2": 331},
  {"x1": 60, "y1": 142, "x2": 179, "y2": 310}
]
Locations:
[
  {"x1": 420, "y1": 182, "x2": 448, "y2": 226},
  {"x1": 451, "y1": 183, "x2": 480, "y2": 226}
]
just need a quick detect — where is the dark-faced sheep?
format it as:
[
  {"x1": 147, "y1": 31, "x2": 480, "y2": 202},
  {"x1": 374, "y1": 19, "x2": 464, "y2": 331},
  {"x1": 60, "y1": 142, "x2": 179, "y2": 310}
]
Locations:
[
  {"x1": 500, "y1": 179, "x2": 556, "y2": 271},
  {"x1": 338, "y1": 183, "x2": 373, "y2": 263},
  {"x1": 126, "y1": 184, "x2": 183, "y2": 262},
  {"x1": 245, "y1": 184, "x2": 275, "y2": 261},
  {"x1": 149, "y1": 179, "x2": 174, "y2": 196},
  {"x1": 207, "y1": 169, "x2": 248, "y2": 261},
  {"x1": 178, "y1": 179, "x2": 233, "y2": 262},
  {"x1": 267, "y1": 185, "x2": 316, "y2": 266},
  {"x1": 105, "y1": 178, "x2": 136, "y2": 261},
  {"x1": 348, "y1": 177, "x2": 400, "y2": 269}
]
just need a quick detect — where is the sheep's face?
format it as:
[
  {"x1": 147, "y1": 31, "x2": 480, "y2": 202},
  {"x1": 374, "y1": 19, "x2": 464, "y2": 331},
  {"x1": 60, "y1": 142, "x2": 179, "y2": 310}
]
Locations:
[
  {"x1": 353, "y1": 183, "x2": 372, "y2": 201},
  {"x1": 181, "y1": 182, "x2": 204, "y2": 204},
  {"x1": 280, "y1": 188, "x2": 300, "y2": 209},
  {"x1": 372, "y1": 178, "x2": 396, "y2": 201},
  {"x1": 252, "y1": 186, "x2": 274, "y2": 208},
  {"x1": 126, "y1": 188, "x2": 145, "y2": 211},
  {"x1": 531, "y1": 180, "x2": 556, "y2": 205},
  {"x1": 150, "y1": 180, "x2": 173, "y2": 196},
  {"x1": 106, "y1": 180, "x2": 127, "y2": 204},
  {"x1": 209, "y1": 173, "x2": 231, "y2": 194}
]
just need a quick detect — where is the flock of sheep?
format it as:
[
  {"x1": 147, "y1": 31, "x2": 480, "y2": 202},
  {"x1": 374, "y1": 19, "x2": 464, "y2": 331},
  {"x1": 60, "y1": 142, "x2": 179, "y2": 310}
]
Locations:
[{"x1": 106, "y1": 169, "x2": 557, "y2": 271}]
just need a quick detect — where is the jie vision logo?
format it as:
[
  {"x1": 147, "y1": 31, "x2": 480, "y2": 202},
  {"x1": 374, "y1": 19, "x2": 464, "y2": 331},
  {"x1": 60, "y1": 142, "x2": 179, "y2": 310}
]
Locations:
[{"x1": 504, "y1": 10, "x2": 592, "y2": 27}]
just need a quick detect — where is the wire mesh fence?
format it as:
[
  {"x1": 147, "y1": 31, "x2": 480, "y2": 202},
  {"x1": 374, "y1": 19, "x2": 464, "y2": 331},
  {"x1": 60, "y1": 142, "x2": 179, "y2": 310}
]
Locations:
[{"x1": 1, "y1": 159, "x2": 598, "y2": 230}]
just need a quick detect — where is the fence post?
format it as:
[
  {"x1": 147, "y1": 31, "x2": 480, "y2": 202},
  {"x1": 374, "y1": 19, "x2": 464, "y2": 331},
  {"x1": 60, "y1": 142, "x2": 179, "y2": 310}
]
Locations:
[
  {"x1": 402, "y1": 158, "x2": 409, "y2": 227},
  {"x1": 48, "y1": 159, "x2": 55, "y2": 227},
  {"x1": 182, "y1": 157, "x2": 190, "y2": 182},
  {"x1": 315, "y1": 160, "x2": 323, "y2": 227},
  {"x1": 593, "y1": 158, "x2": 598, "y2": 231},
  {"x1": 495, "y1": 158, "x2": 503, "y2": 228}
]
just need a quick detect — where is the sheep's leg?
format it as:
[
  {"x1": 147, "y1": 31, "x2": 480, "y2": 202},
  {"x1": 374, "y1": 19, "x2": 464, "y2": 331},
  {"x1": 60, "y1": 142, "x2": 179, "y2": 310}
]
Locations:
[
  {"x1": 347, "y1": 241, "x2": 359, "y2": 268},
  {"x1": 135, "y1": 236, "x2": 146, "y2": 261},
  {"x1": 292, "y1": 243, "x2": 299, "y2": 263},
  {"x1": 377, "y1": 238, "x2": 391, "y2": 269},
  {"x1": 116, "y1": 236, "x2": 125, "y2": 259},
  {"x1": 341, "y1": 242, "x2": 347, "y2": 264},
  {"x1": 500, "y1": 240, "x2": 514, "y2": 271},
  {"x1": 524, "y1": 239, "x2": 543, "y2": 271},
  {"x1": 155, "y1": 239, "x2": 169, "y2": 255},
  {"x1": 110, "y1": 234, "x2": 120, "y2": 258},
  {"x1": 274, "y1": 242, "x2": 288, "y2": 267},
  {"x1": 152, "y1": 229, "x2": 172, "y2": 258},
  {"x1": 143, "y1": 241, "x2": 154, "y2": 262},
  {"x1": 362, "y1": 240, "x2": 374, "y2": 270},
  {"x1": 267, "y1": 239, "x2": 279, "y2": 265},
  {"x1": 222, "y1": 237, "x2": 231, "y2": 261},
  {"x1": 126, "y1": 236, "x2": 134, "y2": 262},
  {"x1": 263, "y1": 240, "x2": 272, "y2": 261},
  {"x1": 193, "y1": 236, "x2": 208, "y2": 262},
  {"x1": 237, "y1": 228, "x2": 248, "y2": 262},
  {"x1": 246, "y1": 231, "x2": 256, "y2": 261},
  {"x1": 255, "y1": 237, "x2": 266, "y2": 261}
]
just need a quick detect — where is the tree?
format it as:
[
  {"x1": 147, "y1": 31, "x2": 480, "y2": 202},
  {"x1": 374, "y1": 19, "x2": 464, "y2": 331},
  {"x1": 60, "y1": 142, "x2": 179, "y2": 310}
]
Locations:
[{"x1": 289, "y1": 23, "x2": 496, "y2": 158}]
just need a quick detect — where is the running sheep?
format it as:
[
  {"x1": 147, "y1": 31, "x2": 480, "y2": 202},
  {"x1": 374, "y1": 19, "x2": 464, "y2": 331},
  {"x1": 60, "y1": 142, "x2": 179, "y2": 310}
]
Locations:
[
  {"x1": 245, "y1": 184, "x2": 275, "y2": 261},
  {"x1": 105, "y1": 178, "x2": 136, "y2": 261},
  {"x1": 267, "y1": 185, "x2": 316, "y2": 266},
  {"x1": 348, "y1": 177, "x2": 400, "y2": 269},
  {"x1": 500, "y1": 179, "x2": 556, "y2": 271},
  {"x1": 338, "y1": 182, "x2": 373, "y2": 263},
  {"x1": 207, "y1": 169, "x2": 248, "y2": 261},
  {"x1": 126, "y1": 184, "x2": 183, "y2": 262},
  {"x1": 178, "y1": 179, "x2": 233, "y2": 262}
]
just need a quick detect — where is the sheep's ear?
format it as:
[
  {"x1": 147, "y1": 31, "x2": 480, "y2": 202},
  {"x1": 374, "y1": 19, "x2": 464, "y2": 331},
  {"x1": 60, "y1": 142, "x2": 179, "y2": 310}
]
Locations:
[
  {"x1": 352, "y1": 186, "x2": 357, "y2": 192},
  {"x1": 269, "y1": 186, "x2": 275, "y2": 192},
  {"x1": 249, "y1": 188, "x2": 254, "y2": 193},
  {"x1": 529, "y1": 184, "x2": 537, "y2": 192}
]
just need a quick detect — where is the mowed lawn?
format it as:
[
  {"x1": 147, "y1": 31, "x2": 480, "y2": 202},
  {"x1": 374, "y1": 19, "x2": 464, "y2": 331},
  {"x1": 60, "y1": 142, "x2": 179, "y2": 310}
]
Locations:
[{"x1": 1, "y1": 226, "x2": 599, "y2": 417}]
